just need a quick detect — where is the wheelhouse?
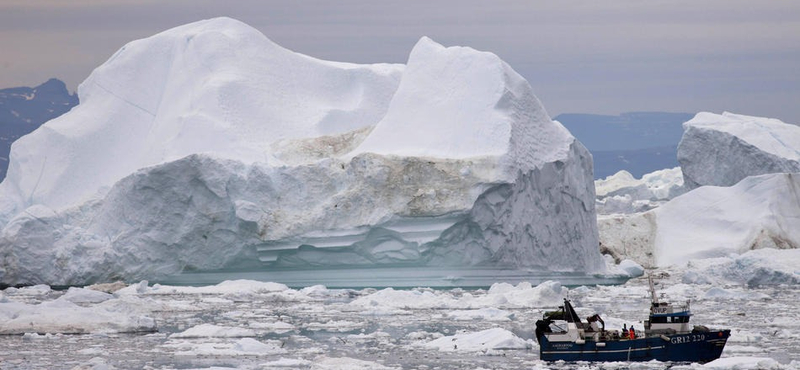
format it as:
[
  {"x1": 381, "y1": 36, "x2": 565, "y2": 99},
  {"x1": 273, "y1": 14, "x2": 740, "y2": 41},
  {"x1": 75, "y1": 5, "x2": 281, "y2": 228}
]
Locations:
[{"x1": 643, "y1": 278, "x2": 693, "y2": 335}]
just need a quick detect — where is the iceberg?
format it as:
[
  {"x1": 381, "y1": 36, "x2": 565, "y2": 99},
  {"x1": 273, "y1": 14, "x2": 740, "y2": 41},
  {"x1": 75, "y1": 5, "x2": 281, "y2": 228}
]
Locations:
[
  {"x1": 599, "y1": 173, "x2": 800, "y2": 267},
  {"x1": 600, "y1": 113, "x2": 800, "y2": 267},
  {"x1": 594, "y1": 167, "x2": 685, "y2": 215},
  {"x1": 0, "y1": 17, "x2": 605, "y2": 287},
  {"x1": 678, "y1": 112, "x2": 800, "y2": 190},
  {"x1": 681, "y1": 248, "x2": 800, "y2": 287}
]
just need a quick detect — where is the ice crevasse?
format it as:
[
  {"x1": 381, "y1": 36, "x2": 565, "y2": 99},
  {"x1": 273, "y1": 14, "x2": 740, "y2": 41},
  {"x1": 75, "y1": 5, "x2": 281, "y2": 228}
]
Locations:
[{"x1": 0, "y1": 17, "x2": 605, "y2": 286}]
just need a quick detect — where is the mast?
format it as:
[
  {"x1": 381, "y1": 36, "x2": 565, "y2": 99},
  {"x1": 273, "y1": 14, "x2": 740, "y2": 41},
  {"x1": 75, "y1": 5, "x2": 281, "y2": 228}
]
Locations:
[
  {"x1": 648, "y1": 274, "x2": 659, "y2": 304},
  {"x1": 562, "y1": 299, "x2": 582, "y2": 327}
]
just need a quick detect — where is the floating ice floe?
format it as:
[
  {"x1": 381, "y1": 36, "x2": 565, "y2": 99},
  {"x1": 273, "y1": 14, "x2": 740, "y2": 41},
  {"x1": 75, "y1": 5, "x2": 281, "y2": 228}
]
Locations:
[
  {"x1": 424, "y1": 327, "x2": 531, "y2": 353},
  {"x1": 246, "y1": 320, "x2": 296, "y2": 334},
  {"x1": 681, "y1": 248, "x2": 800, "y2": 287},
  {"x1": 0, "y1": 294, "x2": 156, "y2": 334},
  {"x1": 701, "y1": 356, "x2": 783, "y2": 370},
  {"x1": 445, "y1": 307, "x2": 514, "y2": 321},
  {"x1": 71, "y1": 357, "x2": 117, "y2": 370},
  {"x1": 305, "y1": 320, "x2": 363, "y2": 332},
  {"x1": 602, "y1": 255, "x2": 645, "y2": 277},
  {"x1": 167, "y1": 337, "x2": 286, "y2": 357},
  {"x1": 259, "y1": 358, "x2": 313, "y2": 368},
  {"x1": 60, "y1": 287, "x2": 114, "y2": 304},
  {"x1": 118, "y1": 279, "x2": 290, "y2": 296},
  {"x1": 349, "y1": 280, "x2": 567, "y2": 310},
  {"x1": 307, "y1": 356, "x2": 401, "y2": 370},
  {"x1": 170, "y1": 323, "x2": 257, "y2": 338},
  {"x1": 2, "y1": 284, "x2": 52, "y2": 297}
]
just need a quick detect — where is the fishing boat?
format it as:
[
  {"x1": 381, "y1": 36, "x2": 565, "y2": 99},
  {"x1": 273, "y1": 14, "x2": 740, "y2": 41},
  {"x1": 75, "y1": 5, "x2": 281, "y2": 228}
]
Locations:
[{"x1": 535, "y1": 276, "x2": 730, "y2": 362}]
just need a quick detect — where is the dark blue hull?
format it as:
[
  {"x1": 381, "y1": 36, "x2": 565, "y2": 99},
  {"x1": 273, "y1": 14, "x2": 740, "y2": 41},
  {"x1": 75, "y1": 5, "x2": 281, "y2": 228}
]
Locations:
[{"x1": 539, "y1": 330, "x2": 730, "y2": 363}]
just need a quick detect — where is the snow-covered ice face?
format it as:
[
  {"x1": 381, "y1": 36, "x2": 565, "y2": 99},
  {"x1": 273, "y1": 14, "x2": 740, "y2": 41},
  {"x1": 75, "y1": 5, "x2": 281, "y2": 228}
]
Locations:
[
  {"x1": 0, "y1": 19, "x2": 604, "y2": 287},
  {"x1": 0, "y1": 271, "x2": 797, "y2": 369}
]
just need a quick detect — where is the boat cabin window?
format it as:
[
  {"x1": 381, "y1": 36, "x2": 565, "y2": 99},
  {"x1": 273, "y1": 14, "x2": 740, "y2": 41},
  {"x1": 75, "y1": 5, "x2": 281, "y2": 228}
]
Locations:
[
  {"x1": 548, "y1": 320, "x2": 569, "y2": 333},
  {"x1": 650, "y1": 315, "x2": 689, "y2": 324}
]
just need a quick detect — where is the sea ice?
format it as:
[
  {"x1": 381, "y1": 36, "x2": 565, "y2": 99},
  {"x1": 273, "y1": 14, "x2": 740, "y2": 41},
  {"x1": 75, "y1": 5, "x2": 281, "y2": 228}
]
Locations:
[
  {"x1": 170, "y1": 324, "x2": 257, "y2": 338},
  {"x1": 307, "y1": 357, "x2": 401, "y2": 370},
  {"x1": 166, "y1": 337, "x2": 286, "y2": 357},
  {"x1": 701, "y1": 356, "x2": 783, "y2": 370},
  {"x1": 60, "y1": 287, "x2": 114, "y2": 304},
  {"x1": 0, "y1": 295, "x2": 156, "y2": 334},
  {"x1": 704, "y1": 287, "x2": 772, "y2": 301},
  {"x1": 348, "y1": 280, "x2": 567, "y2": 310},
  {"x1": 1, "y1": 276, "x2": 798, "y2": 368},
  {"x1": 680, "y1": 248, "x2": 800, "y2": 287},
  {"x1": 445, "y1": 307, "x2": 515, "y2": 321},
  {"x1": 424, "y1": 327, "x2": 531, "y2": 353},
  {"x1": 260, "y1": 358, "x2": 313, "y2": 368},
  {"x1": 120, "y1": 279, "x2": 290, "y2": 296}
]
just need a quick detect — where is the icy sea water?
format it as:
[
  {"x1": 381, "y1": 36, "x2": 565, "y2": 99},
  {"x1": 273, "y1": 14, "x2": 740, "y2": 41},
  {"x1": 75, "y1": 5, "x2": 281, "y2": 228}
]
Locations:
[{"x1": 0, "y1": 273, "x2": 797, "y2": 369}]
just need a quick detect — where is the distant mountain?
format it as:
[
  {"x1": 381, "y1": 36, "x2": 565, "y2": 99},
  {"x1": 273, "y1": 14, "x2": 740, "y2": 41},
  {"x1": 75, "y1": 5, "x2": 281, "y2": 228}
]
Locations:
[
  {"x1": 554, "y1": 112, "x2": 694, "y2": 179},
  {"x1": 0, "y1": 78, "x2": 78, "y2": 180},
  {"x1": 591, "y1": 146, "x2": 678, "y2": 179}
]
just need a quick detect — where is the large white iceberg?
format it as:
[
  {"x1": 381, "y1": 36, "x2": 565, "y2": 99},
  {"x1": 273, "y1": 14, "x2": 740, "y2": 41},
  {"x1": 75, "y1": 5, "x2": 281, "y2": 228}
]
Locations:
[
  {"x1": 594, "y1": 167, "x2": 685, "y2": 215},
  {"x1": 0, "y1": 17, "x2": 604, "y2": 286},
  {"x1": 599, "y1": 172, "x2": 800, "y2": 267},
  {"x1": 678, "y1": 112, "x2": 800, "y2": 190}
]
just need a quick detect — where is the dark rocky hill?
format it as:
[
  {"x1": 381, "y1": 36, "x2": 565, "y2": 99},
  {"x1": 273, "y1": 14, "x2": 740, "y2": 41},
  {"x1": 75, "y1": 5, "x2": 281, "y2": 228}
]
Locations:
[
  {"x1": 555, "y1": 112, "x2": 694, "y2": 179},
  {"x1": 0, "y1": 78, "x2": 78, "y2": 180}
]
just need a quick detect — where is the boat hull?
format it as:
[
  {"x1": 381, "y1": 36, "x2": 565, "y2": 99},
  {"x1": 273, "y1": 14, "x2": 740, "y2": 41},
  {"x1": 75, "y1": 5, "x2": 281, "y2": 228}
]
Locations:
[{"x1": 539, "y1": 330, "x2": 730, "y2": 363}]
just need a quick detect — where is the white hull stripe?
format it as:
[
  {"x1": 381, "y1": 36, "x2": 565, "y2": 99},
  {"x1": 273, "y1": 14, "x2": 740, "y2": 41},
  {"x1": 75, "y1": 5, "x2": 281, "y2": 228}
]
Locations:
[{"x1": 543, "y1": 346, "x2": 666, "y2": 354}]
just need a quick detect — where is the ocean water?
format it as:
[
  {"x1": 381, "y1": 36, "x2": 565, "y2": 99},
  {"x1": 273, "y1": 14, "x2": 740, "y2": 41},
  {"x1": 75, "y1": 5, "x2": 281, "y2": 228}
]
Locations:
[{"x1": 0, "y1": 272, "x2": 797, "y2": 369}]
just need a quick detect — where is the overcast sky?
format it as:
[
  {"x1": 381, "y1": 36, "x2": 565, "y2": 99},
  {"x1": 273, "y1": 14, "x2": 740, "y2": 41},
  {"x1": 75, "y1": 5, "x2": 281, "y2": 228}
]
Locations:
[{"x1": 1, "y1": 0, "x2": 799, "y2": 122}]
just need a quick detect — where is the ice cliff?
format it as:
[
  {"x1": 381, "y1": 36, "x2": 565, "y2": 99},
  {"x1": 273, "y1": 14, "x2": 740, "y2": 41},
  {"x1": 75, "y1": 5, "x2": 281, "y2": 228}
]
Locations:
[
  {"x1": 599, "y1": 112, "x2": 800, "y2": 266},
  {"x1": 0, "y1": 18, "x2": 604, "y2": 286},
  {"x1": 678, "y1": 112, "x2": 800, "y2": 190},
  {"x1": 599, "y1": 172, "x2": 800, "y2": 267}
]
